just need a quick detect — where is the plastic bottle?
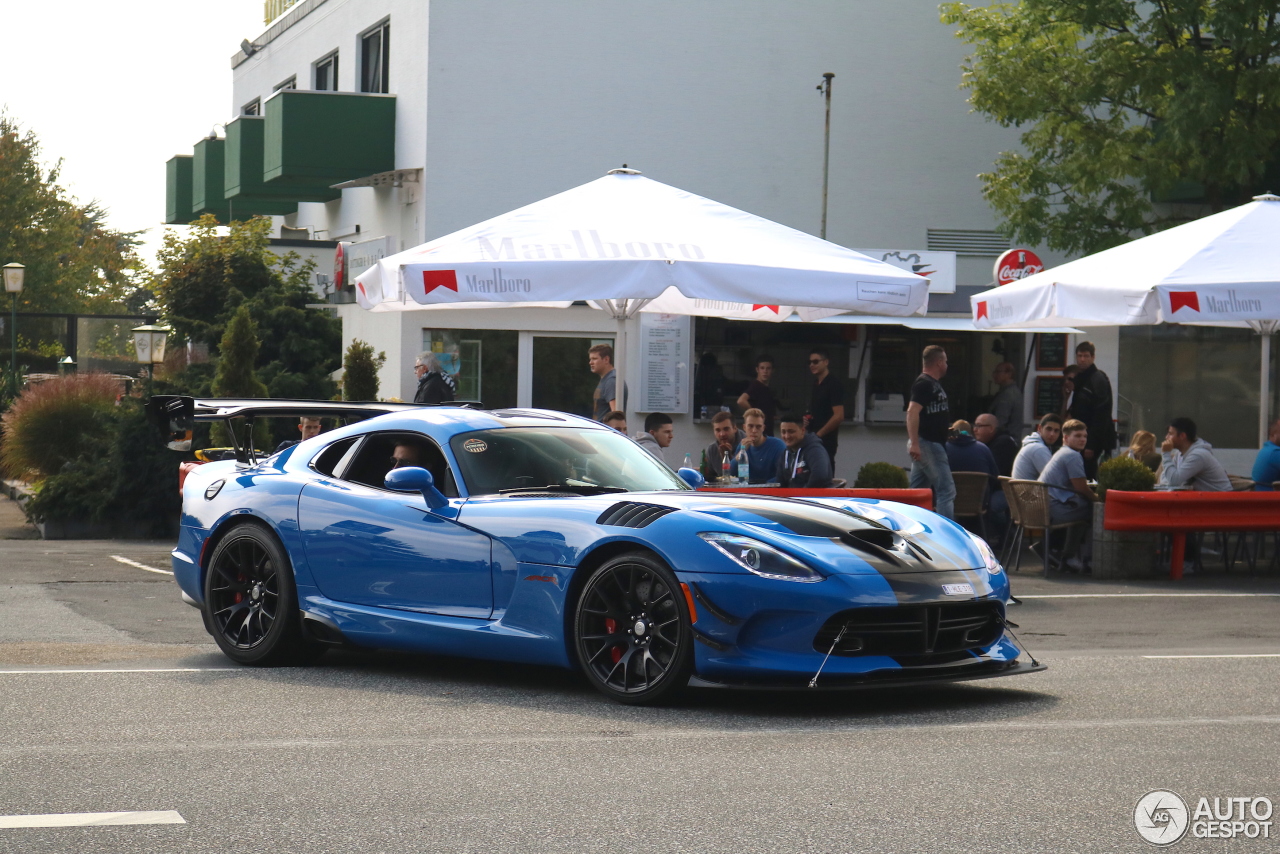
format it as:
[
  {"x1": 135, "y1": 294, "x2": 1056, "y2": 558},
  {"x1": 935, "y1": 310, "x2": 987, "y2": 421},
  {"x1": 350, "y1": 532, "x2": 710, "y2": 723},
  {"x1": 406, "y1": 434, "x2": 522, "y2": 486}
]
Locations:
[
  {"x1": 682, "y1": 452, "x2": 694, "y2": 471},
  {"x1": 735, "y1": 445, "x2": 749, "y2": 484}
]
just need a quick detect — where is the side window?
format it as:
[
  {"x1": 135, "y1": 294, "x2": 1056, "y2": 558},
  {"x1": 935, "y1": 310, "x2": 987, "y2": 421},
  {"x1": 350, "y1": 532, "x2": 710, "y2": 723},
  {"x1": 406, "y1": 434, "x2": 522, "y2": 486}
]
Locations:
[
  {"x1": 312, "y1": 437, "x2": 361, "y2": 477},
  {"x1": 341, "y1": 432, "x2": 457, "y2": 497}
]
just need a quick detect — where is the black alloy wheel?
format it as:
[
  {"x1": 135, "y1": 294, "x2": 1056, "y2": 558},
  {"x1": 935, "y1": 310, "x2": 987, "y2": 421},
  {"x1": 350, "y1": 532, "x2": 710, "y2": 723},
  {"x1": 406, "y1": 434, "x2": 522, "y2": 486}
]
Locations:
[
  {"x1": 204, "y1": 523, "x2": 320, "y2": 666},
  {"x1": 574, "y1": 552, "x2": 692, "y2": 705}
]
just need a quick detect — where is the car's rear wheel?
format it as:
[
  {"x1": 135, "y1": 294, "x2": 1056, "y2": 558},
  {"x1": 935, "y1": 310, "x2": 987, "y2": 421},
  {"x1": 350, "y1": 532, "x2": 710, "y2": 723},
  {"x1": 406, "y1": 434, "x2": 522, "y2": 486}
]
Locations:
[
  {"x1": 574, "y1": 552, "x2": 692, "y2": 705},
  {"x1": 204, "y1": 523, "x2": 321, "y2": 666}
]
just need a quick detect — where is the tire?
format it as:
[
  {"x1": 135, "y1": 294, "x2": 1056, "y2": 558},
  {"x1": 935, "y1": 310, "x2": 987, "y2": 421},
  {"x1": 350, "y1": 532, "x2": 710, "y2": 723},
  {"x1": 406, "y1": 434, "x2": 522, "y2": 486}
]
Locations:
[
  {"x1": 203, "y1": 522, "x2": 322, "y2": 666},
  {"x1": 574, "y1": 552, "x2": 693, "y2": 705}
]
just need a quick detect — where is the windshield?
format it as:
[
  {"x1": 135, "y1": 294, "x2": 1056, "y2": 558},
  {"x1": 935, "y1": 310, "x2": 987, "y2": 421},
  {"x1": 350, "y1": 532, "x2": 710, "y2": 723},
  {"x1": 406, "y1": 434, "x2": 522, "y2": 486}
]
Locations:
[{"x1": 450, "y1": 427, "x2": 689, "y2": 496}]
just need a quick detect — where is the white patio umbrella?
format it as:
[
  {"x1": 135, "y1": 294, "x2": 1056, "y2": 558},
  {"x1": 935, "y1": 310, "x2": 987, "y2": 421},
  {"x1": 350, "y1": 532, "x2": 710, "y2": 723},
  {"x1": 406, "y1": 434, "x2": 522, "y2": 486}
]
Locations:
[
  {"x1": 357, "y1": 169, "x2": 930, "y2": 396},
  {"x1": 970, "y1": 194, "x2": 1280, "y2": 444}
]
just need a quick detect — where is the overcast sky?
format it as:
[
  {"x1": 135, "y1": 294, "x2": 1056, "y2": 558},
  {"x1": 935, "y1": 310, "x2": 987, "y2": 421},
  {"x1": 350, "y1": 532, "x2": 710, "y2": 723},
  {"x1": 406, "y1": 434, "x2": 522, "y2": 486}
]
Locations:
[{"x1": 1, "y1": 1, "x2": 266, "y2": 268}]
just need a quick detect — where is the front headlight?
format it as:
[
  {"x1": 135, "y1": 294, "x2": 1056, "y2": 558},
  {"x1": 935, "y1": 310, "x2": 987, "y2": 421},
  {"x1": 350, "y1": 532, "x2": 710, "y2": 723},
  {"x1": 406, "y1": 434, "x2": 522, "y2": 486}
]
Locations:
[
  {"x1": 968, "y1": 531, "x2": 1004, "y2": 575},
  {"x1": 697, "y1": 533, "x2": 824, "y2": 582}
]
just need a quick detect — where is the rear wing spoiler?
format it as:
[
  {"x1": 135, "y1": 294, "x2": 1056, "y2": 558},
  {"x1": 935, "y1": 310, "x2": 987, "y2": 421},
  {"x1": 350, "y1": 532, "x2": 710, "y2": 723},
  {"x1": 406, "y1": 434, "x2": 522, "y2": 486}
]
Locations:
[{"x1": 146, "y1": 396, "x2": 482, "y2": 464}]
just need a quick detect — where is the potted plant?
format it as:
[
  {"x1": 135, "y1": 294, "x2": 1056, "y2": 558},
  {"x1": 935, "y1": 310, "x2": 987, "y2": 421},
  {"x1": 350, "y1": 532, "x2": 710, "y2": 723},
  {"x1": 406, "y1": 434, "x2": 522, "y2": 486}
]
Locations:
[{"x1": 1092, "y1": 456, "x2": 1159, "y2": 579}]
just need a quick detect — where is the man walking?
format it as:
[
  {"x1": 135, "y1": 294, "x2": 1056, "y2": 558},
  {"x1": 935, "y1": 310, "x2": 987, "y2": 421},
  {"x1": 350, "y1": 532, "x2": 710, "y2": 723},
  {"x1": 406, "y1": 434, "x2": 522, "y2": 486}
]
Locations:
[
  {"x1": 413, "y1": 352, "x2": 455, "y2": 404},
  {"x1": 989, "y1": 361, "x2": 1024, "y2": 438},
  {"x1": 1068, "y1": 341, "x2": 1114, "y2": 478},
  {"x1": 806, "y1": 347, "x2": 845, "y2": 464},
  {"x1": 906, "y1": 345, "x2": 955, "y2": 519},
  {"x1": 589, "y1": 344, "x2": 619, "y2": 421}
]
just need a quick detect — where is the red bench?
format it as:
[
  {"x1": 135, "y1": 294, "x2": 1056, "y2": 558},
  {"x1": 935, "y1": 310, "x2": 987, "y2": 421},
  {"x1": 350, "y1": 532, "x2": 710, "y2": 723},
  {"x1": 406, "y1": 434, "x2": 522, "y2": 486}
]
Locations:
[{"x1": 1103, "y1": 490, "x2": 1280, "y2": 579}]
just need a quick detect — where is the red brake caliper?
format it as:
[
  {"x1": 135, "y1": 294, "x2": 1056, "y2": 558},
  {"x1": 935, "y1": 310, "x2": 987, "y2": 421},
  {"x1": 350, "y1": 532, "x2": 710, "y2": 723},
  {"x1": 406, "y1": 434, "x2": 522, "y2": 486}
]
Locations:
[
  {"x1": 234, "y1": 574, "x2": 246, "y2": 604},
  {"x1": 604, "y1": 618, "x2": 622, "y2": 664}
]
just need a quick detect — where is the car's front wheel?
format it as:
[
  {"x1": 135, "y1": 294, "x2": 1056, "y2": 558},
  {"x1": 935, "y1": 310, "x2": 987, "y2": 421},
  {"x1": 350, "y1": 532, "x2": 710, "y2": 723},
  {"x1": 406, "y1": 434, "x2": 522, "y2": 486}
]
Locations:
[
  {"x1": 574, "y1": 552, "x2": 692, "y2": 705},
  {"x1": 204, "y1": 522, "x2": 321, "y2": 666}
]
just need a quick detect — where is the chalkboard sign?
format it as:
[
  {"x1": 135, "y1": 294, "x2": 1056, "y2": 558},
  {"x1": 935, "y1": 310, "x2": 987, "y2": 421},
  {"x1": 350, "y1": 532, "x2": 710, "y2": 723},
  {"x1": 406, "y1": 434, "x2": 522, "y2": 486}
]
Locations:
[
  {"x1": 1037, "y1": 333, "x2": 1068, "y2": 370},
  {"x1": 1035, "y1": 376, "x2": 1066, "y2": 418}
]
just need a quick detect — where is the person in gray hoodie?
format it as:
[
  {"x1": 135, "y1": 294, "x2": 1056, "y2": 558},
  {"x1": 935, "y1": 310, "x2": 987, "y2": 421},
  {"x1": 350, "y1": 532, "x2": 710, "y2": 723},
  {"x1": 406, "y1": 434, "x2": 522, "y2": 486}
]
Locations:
[
  {"x1": 776, "y1": 414, "x2": 833, "y2": 488},
  {"x1": 1011, "y1": 414, "x2": 1063, "y2": 480},
  {"x1": 634, "y1": 412, "x2": 673, "y2": 464},
  {"x1": 1159, "y1": 417, "x2": 1232, "y2": 491}
]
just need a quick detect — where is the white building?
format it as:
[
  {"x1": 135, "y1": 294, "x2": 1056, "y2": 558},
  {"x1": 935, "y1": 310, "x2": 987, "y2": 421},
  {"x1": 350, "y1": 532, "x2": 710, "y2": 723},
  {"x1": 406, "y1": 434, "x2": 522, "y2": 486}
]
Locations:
[{"x1": 165, "y1": 0, "x2": 1269, "y2": 479}]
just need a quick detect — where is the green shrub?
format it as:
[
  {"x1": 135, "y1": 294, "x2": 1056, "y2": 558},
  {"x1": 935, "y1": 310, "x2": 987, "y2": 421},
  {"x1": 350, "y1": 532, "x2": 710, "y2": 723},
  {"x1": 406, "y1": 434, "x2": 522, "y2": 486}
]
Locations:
[
  {"x1": 854, "y1": 461, "x2": 910, "y2": 489},
  {"x1": 343, "y1": 339, "x2": 385, "y2": 401},
  {"x1": 1096, "y1": 455, "x2": 1157, "y2": 498},
  {"x1": 0, "y1": 373, "x2": 122, "y2": 479}
]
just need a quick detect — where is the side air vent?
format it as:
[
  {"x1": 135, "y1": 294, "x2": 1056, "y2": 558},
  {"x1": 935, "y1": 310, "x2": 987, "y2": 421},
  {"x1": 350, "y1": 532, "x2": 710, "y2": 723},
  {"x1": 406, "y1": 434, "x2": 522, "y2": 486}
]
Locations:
[{"x1": 597, "y1": 502, "x2": 677, "y2": 528}]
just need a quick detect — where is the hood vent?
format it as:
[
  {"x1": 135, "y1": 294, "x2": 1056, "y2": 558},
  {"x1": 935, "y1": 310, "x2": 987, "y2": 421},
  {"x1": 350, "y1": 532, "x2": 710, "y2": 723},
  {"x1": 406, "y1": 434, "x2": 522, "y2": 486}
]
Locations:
[{"x1": 597, "y1": 502, "x2": 676, "y2": 528}]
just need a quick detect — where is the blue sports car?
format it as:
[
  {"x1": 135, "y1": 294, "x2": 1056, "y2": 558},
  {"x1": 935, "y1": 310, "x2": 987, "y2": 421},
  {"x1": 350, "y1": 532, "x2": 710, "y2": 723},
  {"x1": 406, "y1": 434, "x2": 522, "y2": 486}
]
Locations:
[{"x1": 156, "y1": 397, "x2": 1042, "y2": 705}]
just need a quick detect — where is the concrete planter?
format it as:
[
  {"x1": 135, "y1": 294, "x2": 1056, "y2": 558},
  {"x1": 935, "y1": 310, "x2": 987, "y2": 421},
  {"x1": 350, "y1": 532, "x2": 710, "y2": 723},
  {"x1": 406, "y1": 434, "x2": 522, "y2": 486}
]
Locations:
[{"x1": 1092, "y1": 501, "x2": 1161, "y2": 579}]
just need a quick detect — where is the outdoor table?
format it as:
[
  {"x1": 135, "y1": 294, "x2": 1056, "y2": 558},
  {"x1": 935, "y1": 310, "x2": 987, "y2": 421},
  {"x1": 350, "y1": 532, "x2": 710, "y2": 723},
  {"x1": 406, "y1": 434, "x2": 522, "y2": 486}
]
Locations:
[
  {"x1": 1103, "y1": 490, "x2": 1280, "y2": 579},
  {"x1": 697, "y1": 485, "x2": 934, "y2": 510}
]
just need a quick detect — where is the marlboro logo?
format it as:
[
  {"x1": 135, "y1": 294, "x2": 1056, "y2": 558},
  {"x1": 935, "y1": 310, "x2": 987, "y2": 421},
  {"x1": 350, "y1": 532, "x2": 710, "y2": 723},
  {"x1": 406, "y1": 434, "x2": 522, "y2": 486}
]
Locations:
[
  {"x1": 422, "y1": 270, "x2": 458, "y2": 295},
  {"x1": 1168, "y1": 291, "x2": 1200, "y2": 313}
]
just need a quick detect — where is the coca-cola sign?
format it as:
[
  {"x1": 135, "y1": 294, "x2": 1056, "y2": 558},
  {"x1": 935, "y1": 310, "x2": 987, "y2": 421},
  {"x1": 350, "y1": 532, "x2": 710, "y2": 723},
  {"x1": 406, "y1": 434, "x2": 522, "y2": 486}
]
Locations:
[{"x1": 994, "y1": 248, "x2": 1044, "y2": 285}]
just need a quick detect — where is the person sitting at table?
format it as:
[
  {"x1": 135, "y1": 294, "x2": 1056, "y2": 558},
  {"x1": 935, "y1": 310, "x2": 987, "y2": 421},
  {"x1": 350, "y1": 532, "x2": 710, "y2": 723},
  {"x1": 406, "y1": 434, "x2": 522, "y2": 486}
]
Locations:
[
  {"x1": 1252, "y1": 418, "x2": 1280, "y2": 491},
  {"x1": 1012, "y1": 414, "x2": 1063, "y2": 480},
  {"x1": 946, "y1": 420, "x2": 1004, "y2": 539},
  {"x1": 1038, "y1": 419, "x2": 1096, "y2": 572},
  {"x1": 738, "y1": 408, "x2": 785, "y2": 484},
  {"x1": 602, "y1": 411, "x2": 628, "y2": 434},
  {"x1": 701, "y1": 411, "x2": 746, "y2": 481},
  {"x1": 973, "y1": 412, "x2": 1019, "y2": 477},
  {"x1": 1159, "y1": 417, "x2": 1231, "y2": 491},
  {"x1": 1122, "y1": 430, "x2": 1161, "y2": 472},
  {"x1": 634, "y1": 412, "x2": 673, "y2": 464},
  {"x1": 776, "y1": 413, "x2": 832, "y2": 488}
]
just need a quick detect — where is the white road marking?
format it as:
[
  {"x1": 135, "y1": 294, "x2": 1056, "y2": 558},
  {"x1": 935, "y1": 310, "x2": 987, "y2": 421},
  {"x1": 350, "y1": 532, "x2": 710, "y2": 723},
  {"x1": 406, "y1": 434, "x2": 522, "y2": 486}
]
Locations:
[
  {"x1": 1143, "y1": 654, "x2": 1280, "y2": 659},
  {"x1": 1017, "y1": 593, "x2": 1280, "y2": 599},
  {"x1": 109, "y1": 555, "x2": 173, "y2": 576},
  {"x1": 0, "y1": 810, "x2": 186, "y2": 828},
  {"x1": 0, "y1": 668, "x2": 237, "y2": 675}
]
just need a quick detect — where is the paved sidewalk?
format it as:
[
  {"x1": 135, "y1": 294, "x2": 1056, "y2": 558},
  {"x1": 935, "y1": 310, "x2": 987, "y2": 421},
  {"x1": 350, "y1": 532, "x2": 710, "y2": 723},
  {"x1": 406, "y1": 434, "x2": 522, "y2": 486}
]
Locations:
[{"x1": 0, "y1": 491, "x2": 39, "y2": 539}]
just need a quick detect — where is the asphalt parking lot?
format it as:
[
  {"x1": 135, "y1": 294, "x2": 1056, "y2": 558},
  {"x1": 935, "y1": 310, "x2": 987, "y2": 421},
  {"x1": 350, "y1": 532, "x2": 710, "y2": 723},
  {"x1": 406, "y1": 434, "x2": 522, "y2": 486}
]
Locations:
[{"x1": 2, "y1": 496, "x2": 1278, "y2": 852}]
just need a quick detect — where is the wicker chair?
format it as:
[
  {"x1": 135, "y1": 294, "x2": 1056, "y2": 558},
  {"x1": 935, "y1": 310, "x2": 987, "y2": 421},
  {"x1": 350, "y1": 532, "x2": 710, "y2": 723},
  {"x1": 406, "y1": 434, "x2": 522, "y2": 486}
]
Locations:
[
  {"x1": 1002, "y1": 479, "x2": 1091, "y2": 575},
  {"x1": 999, "y1": 476, "x2": 1023, "y2": 567},
  {"x1": 950, "y1": 472, "x2": 990, "y2": 541}
]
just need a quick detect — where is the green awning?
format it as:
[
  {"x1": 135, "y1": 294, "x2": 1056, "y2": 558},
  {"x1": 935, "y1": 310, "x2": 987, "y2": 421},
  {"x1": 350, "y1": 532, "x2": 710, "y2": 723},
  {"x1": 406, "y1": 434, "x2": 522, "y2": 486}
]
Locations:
[
  {"x1": 263, "y1": 90, "x2": 395, "y2": 189},
  {"x1": 192, "y1": 137, "x2": 231, "y2": 221},
  {"x1": 225, "y1": 116, "x2": 338, "y2": 214},
  {"x1": 165, "y1": 155, "x2": 194, "y2": 224}
]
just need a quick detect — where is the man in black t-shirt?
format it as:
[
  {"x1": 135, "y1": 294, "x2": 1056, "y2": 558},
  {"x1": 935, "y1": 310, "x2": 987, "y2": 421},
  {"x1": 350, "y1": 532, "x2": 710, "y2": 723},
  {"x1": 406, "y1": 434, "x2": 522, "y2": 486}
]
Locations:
[
  {"x1": 736, "y1": 354, "x2": 778, "y2": 436},
  {"x1": 905, "y1": 345, "x2": 955, "y2": 519},
  {"x1": 806, "y1": 347, "x2": 845, "y2": 464}
]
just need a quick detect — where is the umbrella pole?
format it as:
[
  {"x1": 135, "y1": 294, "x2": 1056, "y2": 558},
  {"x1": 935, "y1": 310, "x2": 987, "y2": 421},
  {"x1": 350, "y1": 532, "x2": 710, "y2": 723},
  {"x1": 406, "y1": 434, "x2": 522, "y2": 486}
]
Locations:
[
  {"x1": 1262, "y1": 331, "x2": 1273, "y2": 447},
  {"x1": 615, "y1": 310, "x2": 628, "y2": 424}
]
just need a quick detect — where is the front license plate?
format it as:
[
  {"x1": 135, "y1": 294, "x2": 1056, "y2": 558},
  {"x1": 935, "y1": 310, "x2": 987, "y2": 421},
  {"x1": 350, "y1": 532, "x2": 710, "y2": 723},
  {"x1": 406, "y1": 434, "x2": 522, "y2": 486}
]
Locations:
[{"x1": 942, "y1": 583, "x2": 974, "y2": 596}]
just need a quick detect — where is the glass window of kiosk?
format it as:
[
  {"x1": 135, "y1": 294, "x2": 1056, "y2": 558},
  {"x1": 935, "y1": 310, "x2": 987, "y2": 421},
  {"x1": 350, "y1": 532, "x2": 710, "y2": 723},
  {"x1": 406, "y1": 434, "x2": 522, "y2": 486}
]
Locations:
[
  {"x1": 1119, "y1": 324, "x2": 1261, "y2": 449},
  {"x1": 421, "y1": 329, "x2": 518, "y2": 409}
]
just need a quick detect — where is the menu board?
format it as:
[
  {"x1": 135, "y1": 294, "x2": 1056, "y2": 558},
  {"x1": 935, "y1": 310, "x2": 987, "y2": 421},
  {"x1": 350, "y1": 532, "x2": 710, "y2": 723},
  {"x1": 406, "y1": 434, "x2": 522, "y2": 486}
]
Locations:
[
  {"x1": 1034, "y1": 376, "x2": 1066, "y2": 418},
  {"x1": 1037, "y1": 333, "x2": 1069, "y2": 370},
  {"x1": 638, "y1": 312, "x2": 690, "y2": 413}
]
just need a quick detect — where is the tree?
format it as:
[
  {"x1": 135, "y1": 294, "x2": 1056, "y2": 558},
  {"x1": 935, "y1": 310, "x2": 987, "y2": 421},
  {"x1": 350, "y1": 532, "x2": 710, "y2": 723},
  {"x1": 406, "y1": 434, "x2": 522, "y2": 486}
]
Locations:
[
  {"x1": 210, "y1": 305, "x2": 269, "y2": 448},
  {"x1": 154, "y1": 216, "x2": 341, "y2": 403},
  {"x1": 342, "y1": 339, "x2": 386, "y2": 401},
  {"x1": 940, "y1": 1, "x2": 1280, "y2": 255},
  {"x1": 0, "y1": 114, "x2": 143, "y2": 313}
]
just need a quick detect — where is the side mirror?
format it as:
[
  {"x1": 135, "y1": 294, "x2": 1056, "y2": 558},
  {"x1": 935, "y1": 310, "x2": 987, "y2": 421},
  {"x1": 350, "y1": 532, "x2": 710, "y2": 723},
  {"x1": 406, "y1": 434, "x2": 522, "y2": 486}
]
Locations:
[
  {"x1": 384, "y1": 466, "x2": 449, "y2": 510},
  {"x1": 677, "y1": 467, "x2": 705, "y2": 489}
]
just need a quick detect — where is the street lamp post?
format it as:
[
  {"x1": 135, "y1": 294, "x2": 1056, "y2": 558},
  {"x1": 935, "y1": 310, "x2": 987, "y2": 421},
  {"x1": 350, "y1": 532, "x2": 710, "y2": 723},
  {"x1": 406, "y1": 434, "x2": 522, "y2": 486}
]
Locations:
[
  {"x1": 131, "y1": 324, "x2": 171, "y2": 391},
  {"x1": 3, "y1": 263, "x2": 25, "y2": 395},
  {"x1": 816, "y1": 73, "x2": 834, "y2": 240}
]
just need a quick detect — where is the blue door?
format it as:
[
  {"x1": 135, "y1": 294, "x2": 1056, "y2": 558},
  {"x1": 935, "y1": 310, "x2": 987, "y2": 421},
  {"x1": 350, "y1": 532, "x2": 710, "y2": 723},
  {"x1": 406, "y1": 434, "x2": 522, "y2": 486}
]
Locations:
[{"x1": 298, "y1": 479, "x2": 493, "y2": 619}]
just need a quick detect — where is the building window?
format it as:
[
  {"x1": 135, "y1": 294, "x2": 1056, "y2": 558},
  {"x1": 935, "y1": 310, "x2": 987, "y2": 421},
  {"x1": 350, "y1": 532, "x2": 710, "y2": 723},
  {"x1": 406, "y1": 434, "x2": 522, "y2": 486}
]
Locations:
[
  {"x1": 274, "y1": 76, "x2": 298, "y2": 92},
  {"x1": 314, "y1": 51, "x2": 339, "y2": 91},
  {"x1": 241, "y1": 98, "x2": 261, "y2": 116},
  {"x1": 360, "y1": 20, "x2": 390, "y2": 93},
  {"x1": 423, "y1": 329, "x2": 517, "y2": 408}
]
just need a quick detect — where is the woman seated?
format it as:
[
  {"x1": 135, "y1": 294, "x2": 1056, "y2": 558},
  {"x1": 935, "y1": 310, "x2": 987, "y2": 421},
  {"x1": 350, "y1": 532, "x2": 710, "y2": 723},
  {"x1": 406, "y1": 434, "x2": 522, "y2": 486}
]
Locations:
[{"x1": 1123, "y1": 430, "x2": 1161, "y2": 472}]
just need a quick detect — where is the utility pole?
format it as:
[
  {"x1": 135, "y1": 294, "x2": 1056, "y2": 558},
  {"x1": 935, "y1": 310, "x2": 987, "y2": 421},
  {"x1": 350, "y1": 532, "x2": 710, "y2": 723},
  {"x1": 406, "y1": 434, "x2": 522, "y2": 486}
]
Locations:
[{"x1": 818, "y1": 73, "x2": 834, "y2": 240}]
